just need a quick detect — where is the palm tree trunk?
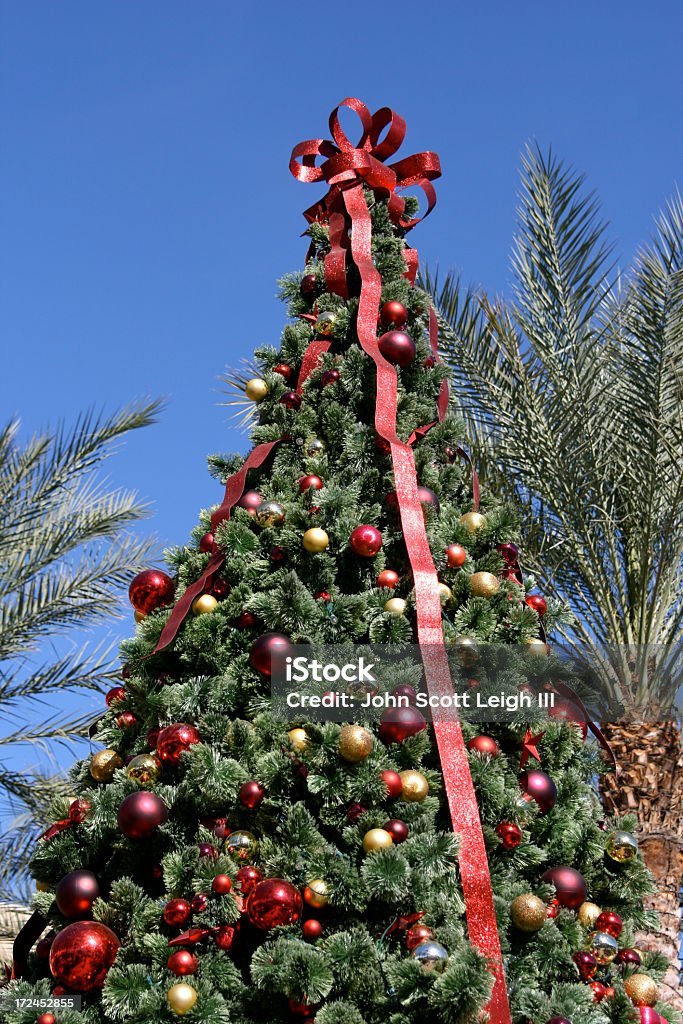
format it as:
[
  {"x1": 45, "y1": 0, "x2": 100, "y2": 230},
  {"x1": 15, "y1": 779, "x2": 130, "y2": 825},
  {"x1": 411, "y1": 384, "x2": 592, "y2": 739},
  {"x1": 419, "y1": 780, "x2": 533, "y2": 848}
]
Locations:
[{"x1": 599, "y1": 721, "x2": 683, "y2": 1010}]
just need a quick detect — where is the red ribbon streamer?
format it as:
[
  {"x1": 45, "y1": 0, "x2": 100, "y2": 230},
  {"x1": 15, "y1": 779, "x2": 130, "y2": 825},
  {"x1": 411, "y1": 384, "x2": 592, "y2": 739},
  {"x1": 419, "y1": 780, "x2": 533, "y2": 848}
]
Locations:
[
  {"x1": 291, "y1": 98, "x2": 511, "y2": 1024},
  {"x1": 296, "y1": 339, "x2": 331, "y2": 395}
]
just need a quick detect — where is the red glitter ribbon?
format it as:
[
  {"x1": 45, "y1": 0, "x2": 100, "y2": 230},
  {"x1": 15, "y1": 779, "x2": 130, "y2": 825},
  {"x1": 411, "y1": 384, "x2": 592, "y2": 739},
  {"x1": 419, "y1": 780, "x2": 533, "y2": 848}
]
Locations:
[{"x1": 292, "y1": 100, "x2": 511, "y2": 1024}]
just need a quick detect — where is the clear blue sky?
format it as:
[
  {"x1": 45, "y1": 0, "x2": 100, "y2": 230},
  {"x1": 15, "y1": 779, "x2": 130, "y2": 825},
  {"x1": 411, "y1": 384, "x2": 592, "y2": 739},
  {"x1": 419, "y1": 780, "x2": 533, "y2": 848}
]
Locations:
[{"x1": 1, "y1": 2, "x2": 682, "y2": 788}]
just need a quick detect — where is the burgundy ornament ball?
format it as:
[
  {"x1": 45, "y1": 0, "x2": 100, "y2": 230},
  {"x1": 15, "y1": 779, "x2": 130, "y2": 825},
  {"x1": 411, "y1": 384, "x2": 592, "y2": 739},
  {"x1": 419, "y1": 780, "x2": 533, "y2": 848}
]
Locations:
[
  {"x1": 496, "y1": 822, "x2": 522, "y2": 850},
  {"x1": 236, "y1": 490, "x2": 263, "y2": 515},
  {"x1": 300, "y1": 273, "x2": 317, "y2": 297},
  {"x1": 239, "y1": 780, "x2": 266, "y2": 809},
  {"x1": 163, "y1": 899, "x2": 192, "y2": 927},
  {"x1": 236, "y1": 865, "x2": 263, "y2": 893},
  {"x1": 380, "y1": 769, "x2": 403, "y2": 798},
  {"x1": 236, "y1": 611, "x2": 257, "y2": 628},
  {"x1": 191, "y1": 893, "x2": 207, "y2": 913},
  {"x1": 525, "y1": 594, "x2": 548, "y2": 616},
  {"x1": 383, "y1": 819, "x2": 409, "y2": 843},
  {"x1": 542, "y1": 866, "x2": 587, "y2": 909},
  {"x1": 55, "y1": 870, "x2": 100, "y2": 919},
  {"x1": 167, "y1": 950, "x2": 197, "y2": 976},
  {"x1": 519, "y1": 769, "x2": 557, "y2": 814},
  {"x1": 573, "y1": 951, "x2": 598, "y2": 979},
  {"x1": 212, "y1": 578, "x2": 231, "y2": 599},
  {"x1": 349, "y1": 524, "x2": 382, "y2": 557},
  {"x1": 271, "y1": 546, "x2": 288, "y2": 562},
  {"x1": 49, "y1": 921, "x2": 120, "y2": 992},
  {"x1": 199, "y1": 532, "x2": 214, "y2": 553},
  {"x1": 117, "y1": 791, "x2": 168, "y2": 840},
  {"x1": 347, "y1": 802, "x2": 367, "y2": 823},
  {"x1": 299, "y1": 474, "x2": 324, "y2": 492},
  {"x1": 378, "y1": 330, "x2": 416, "y2": 368},
  {"x1": 279, "y1": 391, "x2": 301, "y2": 410},
  {"x1": 596, "y1": 910, "x2": 623, "y2": 938},
  {"x1": 147, "y1": 727, "x2": 160, "y2": 749},
  {"x1": 246, "y1": 878, "x2": 303, "y2": 930},
  {"x1": 156, "y1": 723, "x2": 202, "y2": 766},
  {"x1": 320, "y1": 368, "x2": 340, "y2": 387},
  {"x1": 547, "y1": 1018, "x2": 571, "y2": 1024},
  {"x1": 616, "y1": 948, "x2": 642, "y2": 967},
  {"x1": 274, "y1": 362, "x2": 293, "y2": 381},
  {"x1": 249, "y1": 632, "x2": 294, "y2": 676},
  {"x1": 105, "y1": 686, "x2": 125, "y2": 707},
  {"x1": 212, "y1": 874, "x2": 233, "y2": 895},
  {"x1": 446, "y1": 543, "x2": 467, "y2": 568},
  {"x1": 198, "y1": 842, "x2": 218, "y2": 860},
  {"x1": 467, "y1": 735, "x2": 499, "y2": 756},
  {"x1": 380, "y1": 300, "x2": 408, "y2": 329},
  {"x1": 116, "y1": 711, "x2": 136, "y2": 729},
  {"x1": 128, "y1": 569, "x2": 175, "y2": 615},
  {"x1": 393, "y1": 684, "x2": 417, "y2": 704},
  {"x1": 378, "y1": 705, "x2": 426, "y2": 744},
  {"x1": 496, "y1": 542, "x2": 519, "y2": 565},
  {"x1": 36, "y1": 935, "x2": 54, "y2": 959},
  {"x1": 302, "y1": 918, "x2": 323, "y2": 940}
]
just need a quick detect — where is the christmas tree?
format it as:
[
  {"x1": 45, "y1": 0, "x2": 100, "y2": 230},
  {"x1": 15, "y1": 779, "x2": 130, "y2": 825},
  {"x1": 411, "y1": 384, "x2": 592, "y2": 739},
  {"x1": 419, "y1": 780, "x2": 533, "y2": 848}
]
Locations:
[{"x1": 5, "y1": 98, "x2": 676, "y2": 1024}]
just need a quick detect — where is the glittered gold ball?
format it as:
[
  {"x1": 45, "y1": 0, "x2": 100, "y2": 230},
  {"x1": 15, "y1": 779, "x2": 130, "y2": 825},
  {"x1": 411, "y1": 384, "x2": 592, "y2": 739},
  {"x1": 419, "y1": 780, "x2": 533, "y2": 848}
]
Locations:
[
  {"x1": 589, "y1": 930, "x2": 619, "y2": 964},
  {"x1": 126, "y1": 753, "x2": 162, "y2": 787},
  {"x1": 167, "y1": 982, "x2": 198, "y2": 1015},
  {"x1": 305, "y1": 437, "x2": 326, "y2": 457},
  {"x1": 302, "y1": 527, "x2": 329, "y2": 553},
  {"x1": 510, "y1": 893, "x2": 547, "y2": 932},
  {"x1": 362, "y1": 827, "x2": 394, "y2": 853},
  {"x1": 288, "y1": 727, "x2": 309, "y2": 751},
  {"x1": 134, "y1": 610, "x2": 146, "y2": 623},
  {"x1": 254, "y1": 501, "x2": 286, "y2": 527},
  {"x1": 453, "y1": 635, "x2": 480, "y2": 666},
  {"x1": 315, "y1": 311, "x2": 337, "y2": 336},
  {"x1": 245, "y1": 378, "x2": 269, "y2": 402},
  {"x1": 437, "y1": 583, "x2": 452, "y2": 604},
  {"x1": 524, "y1": 637, "x2": 549, "y2": 656},
  {"x1": 192, "y1": 594, "x2": 218, "y2": 615},
  {"x1": 384, "y1": 597, "x2": 407, "y2": 616},
  {"x1": 90, "y1": 748, "x2": 123, "y2": 783},
  {"x1": 338, "y1": 724, "x2": 374, "y2": 763},
  {"x1": 578, "y1": 901, "x2": 602, "y2": 928},
  {"x1": 459, "y1": 511, "x2": 486, "y2": 533},
  {"x1": 606, "y1": 830, "x2": 638, "y2": 862},
  {"x1": 226, "y1": 830, "x2": 259, "y2": 862},
  {"x1": 625, "y1": 974, "x2": 658, "y2": 1007},
  {"x1": 399, "y1": 769, "x2": 430, "y2": 802},
  {"x1": 303, "y1": 878, "x2": 330, "y2": 909},
  {"x1": 470, "y1": 571, "x2": 500, "y2": 599}
]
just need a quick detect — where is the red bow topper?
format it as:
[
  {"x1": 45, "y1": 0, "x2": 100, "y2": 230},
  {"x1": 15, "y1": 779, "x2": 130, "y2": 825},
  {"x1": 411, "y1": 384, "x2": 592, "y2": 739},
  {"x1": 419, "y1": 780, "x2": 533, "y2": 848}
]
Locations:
[{"x1": 38, "y1": 798, "x2": 90, "y2": 842}]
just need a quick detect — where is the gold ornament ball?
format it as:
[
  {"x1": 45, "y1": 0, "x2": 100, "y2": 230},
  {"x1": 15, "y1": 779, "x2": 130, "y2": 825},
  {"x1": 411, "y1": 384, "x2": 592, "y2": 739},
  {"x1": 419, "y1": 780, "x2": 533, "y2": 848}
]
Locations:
[
  {"x1": 167, "y1": 983, "x2": 198, "y2": 1015},
  {"x1": 470, "y1": 571, "x2": 500, "y2": 599},
  {"x1": 192, "y1": 594, "x2": 218, "y2": 616},
  {"x1": 437, "y1": 583, "x2": 452, "y2": 604},
  {"x1": 524, "y1": 637, "x2": 549, "y2": 656},
  {"x1": 625, "y1": 975, "x2": 659, "y2": 1007},
  {"x1": 305, "y1": 437, "x2": 326, "y2": 457},
  {"x1": 590, "y1": 930, "x2": 619, "y2": 964},
  {"x1": 453, "y1": 635, "x2": 480, "y2": 666},
  {"x1": 226, "y1": 829, "x2": 259, "y2": 862},
  {"x1": 399, "y1": 769, "x2": 430, "y2": 802},
  {"x1": 288, "y1": 727, "x2": 309, "y2": 752},
  {"x1": 302, "y1": 527, "x2": 329, "y2": 553},
  {"x1": 363, "y1": 827, "x2": 394, "y2": 853},
  {"x1": 459, "y1": 511, "x2": 486, "y2": 533},
  {"x1": 90, "y1": 748, "x2": 123, "y2": 783},
  {"x1": 510, "y1": 893, "x2": 547, "y2": 932},
  {"x1": 134, "y1": 610, "x2": 146, "y2": 623},
  {"x1": 384, "y1": 597, "x2": 407, "y2": 616},
  {"x1": 606, "y1": 830, "x2": 638, "y2": 862},
  {"x1": 254, "y1": 501, "x2": 286, "y2": 527},
  {"x1": 338, "y1": 724, "x2": 374, "y2": 763},
  {"x1": 578, "y1": 901, "x2": 602, "y2": 928},
  {"x1": 316, "y1": 311, "x2": 337, "y2": 336},
  {"x1": 303, "y1": 878, "x2": 330, "y2": 909},
  {"x1": 126, "y1": 753, "x2": 162, "y2": 787},
  {"x1": 245, "y1": 378, "x2": 269, "y2": 402}
]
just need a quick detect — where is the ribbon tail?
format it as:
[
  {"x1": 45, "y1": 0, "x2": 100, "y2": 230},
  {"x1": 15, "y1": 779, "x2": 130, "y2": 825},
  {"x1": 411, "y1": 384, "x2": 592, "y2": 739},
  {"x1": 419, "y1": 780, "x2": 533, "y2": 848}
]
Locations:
[
  {"x1": 149, "y1": 551, "x2": 225, "y2": 657},
  {"x1": 553, "y1": 682, "x2": 616, "y2": 769},
  {"x1": 11, "y1": 910, "x2": 48, "y2": 979},
  {"x1": 297, "y1": 340, "x2": 332, "y2": 394}
]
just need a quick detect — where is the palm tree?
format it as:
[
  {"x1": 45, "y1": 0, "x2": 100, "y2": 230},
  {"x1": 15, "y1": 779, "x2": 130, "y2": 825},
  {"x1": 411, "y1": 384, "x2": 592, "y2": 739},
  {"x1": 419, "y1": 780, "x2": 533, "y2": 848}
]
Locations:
[
  {"x1": 0, "y1": 400, "x2": 162, "y2": 909},
  {"x1": 430, "y1": 150, "x2": 683, "y2": 1004}
]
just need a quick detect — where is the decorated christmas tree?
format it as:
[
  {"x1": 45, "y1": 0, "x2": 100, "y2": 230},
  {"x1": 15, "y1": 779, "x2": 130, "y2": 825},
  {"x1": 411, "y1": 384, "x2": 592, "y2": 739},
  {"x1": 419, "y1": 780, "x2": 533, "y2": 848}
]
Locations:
[{"x1": 5, "y1": 98, "x2": 676, "y2": 1024}]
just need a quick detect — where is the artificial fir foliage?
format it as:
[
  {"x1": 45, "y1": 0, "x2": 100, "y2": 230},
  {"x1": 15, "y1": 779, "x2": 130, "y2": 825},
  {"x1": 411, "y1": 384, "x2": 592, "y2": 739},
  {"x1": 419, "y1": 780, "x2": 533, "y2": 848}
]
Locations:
[{"x1": 5, "y1": 101, "x2": 676, "y2": 1024}]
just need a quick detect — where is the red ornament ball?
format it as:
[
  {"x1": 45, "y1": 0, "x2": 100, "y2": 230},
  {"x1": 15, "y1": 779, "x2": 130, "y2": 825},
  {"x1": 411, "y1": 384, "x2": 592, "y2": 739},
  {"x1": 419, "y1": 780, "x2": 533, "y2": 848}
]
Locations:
[
  {"x1": 378, "y1": 705, "x2": 426, "y2": 744},
  {"x1": 236, "y1": 865, "x2": 263, "y2": 893},
  {"x1": 212, "y1": 875, "x2": 233, "y2": 895},
  {"x1": 271, "y1": 546, "x2": 288, "y2": 562},
  {"x1": 519, "y1": 769, "x2": 557, "y2": 814},
  {"x1": 525, "y1": 594, "x2": 548, "y2": 616},
  {"x1": 467, "y1": 735, "x2": 499, "y2": 756},
  {"x1": 596, "y1": 910, "x2": 623, "y2": 938},
  {"x1": 376, "y1": 569, "x2": 399, "y2": 589},
  {"x1": 349, "y1": 525, "x2": 382, "y2": 557},
  {"x1": 616, "y1": 948, "x2": 642, "y2": 967},
  {"x1": 274, "y1": 362, "x2": 293, "y2": 380},
  {"x1": 406, "y1": 924, "x2": 434, "y2": 950},
  {"x1": 37, "y1": 1015, "x2": 56, "y2": 1024},
  {"x1": 300, "y1": 274, "x2": 317, "y2": 297},
  {"x1": 314, "y1": 590, "x2": 331, "y2": 602},
  {"x1": 49, "y1": 920, "x2": 120, "y2": 991},
  {"x1": 191, "y1": 893, "x2": 207, "y2": 912},
  {"x1": 236, "y1": 490, "x2": 263, "y2": 515},
  {"x1": 246, "y1": 878, "x2": 303, "y2": 930},
  {"x1": 302, "y1": 918, "x2": 323, "y2": 940},
  {"x1": 496, "y1": 822, "x2": 522, "y2": 850},
  {"x1": 105, "y1": 686, "x2": 125, "y2": 707},
  {"x1": 249, "y1": 632, "x2": 294, "y2": 676},
  {"x1": 590, "y1": 981, "x2": 607, "y2": 1003},
  {"x1": 378, "y1": 330, "x2": 415, "y2": 368},
  {"x1": 380, "y1": 769, "x2": 403, "y2": 798},
  {"x1": 383, "y1": 819, "x2": 409, "y2": 843},
  {"x1": 156, "y1": 723, "x2": 201, "y2": 766},
  {"x1": 212, "y1": 578, "x2": 230, "y2": 599},
  {"x1": 214, "y1": 924, "x2": 235, "y2": 950},
  {"x1": 573, "y1": 951, "x2": 598, "y2": 979},
  {"x1": 380, "y1": 300, "x2": 408, "y2": 329},
  {"x1": 320, "y1": 368, "x2": 340, "y2": 387},
  {"x1": 444, "y1": 445, "x2": 457, "y2": 463},
  {"x1": 547, "y1": 1018, "x2": 571, "y2": 1024},
  {"x1": 128, "y1": 569, "x2": 175, "y2": 614},
  {"x1": 163, "y1": 898, "x2": 192, "y2": 927},
  {"x1": 541, "y1": 866, "x2": 587, "y2": 909},
  {"x1": 446, "y1": 543, "x2": 467, "y2": 568},
  {"x1": 117, "y1": 792, "x2": 168, "y2": 840},
  {"x1": 392, "y1": 684, "x2": 417, "y2": 704},
  {"x1": 198, "y1": 842, "x2": 218, "y2": 860},
  {"x1": 239, "y1": 780, "x2": 266, "y2": 809},
  {"x1": 236, "y1": 611, "x2": 257, "y2": 628},
  {"x1": 496, "y1": 542, "x2": 519, "y2": 565},
  {"x1": 199, "y1": 532, "x2": 214, "y2": 553},
  {"x1": 167, "y1": 950, "x2": 197, "y2": 976},
  {"x1": 116, "y1": 711, "x2": 136, "y2": 729},
  {"x1": 417, "y1": 486, "x2": 440, "y2": 513},
  {"x1": 299, "y1": 474, "x2": 323, "y2": 492},
  {"x1": 279, "y1": 390, "x2": 302, "y2": 410},
  {"x1": 55, "y1": 870, "x2": 100, "y2": 919}
]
